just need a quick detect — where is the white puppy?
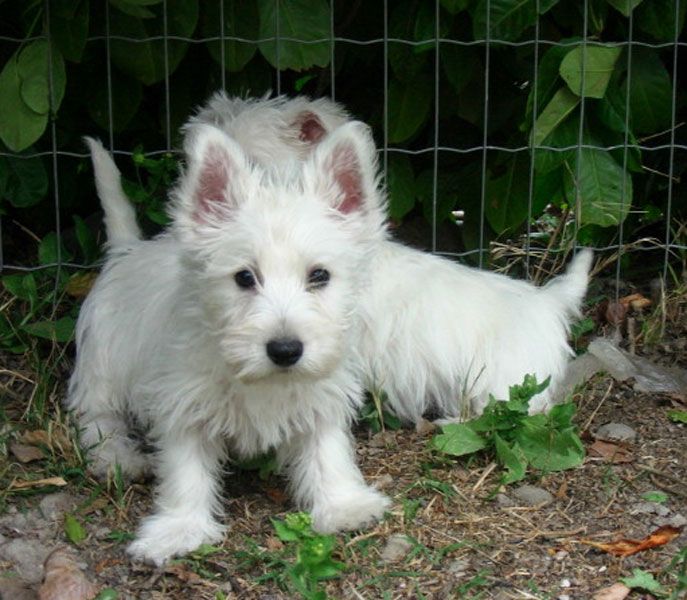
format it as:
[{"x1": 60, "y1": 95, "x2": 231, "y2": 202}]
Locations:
[
  {"x1": 189, "y1": 94, "x2": 592, "y2": 419},
  {"x1": 67, "y1": 120, "x2": 390, "y2": 565}
]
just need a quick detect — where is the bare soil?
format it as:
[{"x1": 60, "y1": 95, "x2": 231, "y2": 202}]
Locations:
[{"x1": 1, "y1": 283, "x2": 686, "y2": 600}]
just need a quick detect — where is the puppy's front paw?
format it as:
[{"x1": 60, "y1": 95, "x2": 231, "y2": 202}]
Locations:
[
  {"x1": 127, "y1": 512, "x2": 225, "y2": 566},
  {"x1": 311, "y1": 486, "x2": 390, "y2": 533}
]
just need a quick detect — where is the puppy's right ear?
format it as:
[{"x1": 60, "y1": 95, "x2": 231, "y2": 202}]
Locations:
[{"x1": 178, "y1": 124, "x2": 248, "y2": 225}]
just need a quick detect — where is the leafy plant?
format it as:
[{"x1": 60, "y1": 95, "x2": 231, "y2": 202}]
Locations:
[
  {"x1": 271, "y1": 513, "x2": 345, "y2": 600},
  {"x1": 431, "y1": 375, "x2": 585, "y2": 484},
  {"x1": 621, "y1": 568, "x2": 666, "y2": 596}
]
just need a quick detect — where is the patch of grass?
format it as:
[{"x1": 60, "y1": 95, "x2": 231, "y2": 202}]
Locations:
[{"x1": 431, "y1": 375, "x2": 585, "y2": 485}]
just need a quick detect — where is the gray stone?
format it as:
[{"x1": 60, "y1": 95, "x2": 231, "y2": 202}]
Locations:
[
  {"x1": 0, "y1": 538, "x2": 50, "y2": 583},
  {"x1": 0, "y1": 578, "x2": 36, "y2": 600},
  {"x1": 495, "y1": 493, "x2": 516, "y2": 508},
  {"x1": 512, "y1": 485, "x2": 554, "y2": 507},
  {"x1": 630, "y1": 501, "x2": 670, "y2": 517},
  {"x1": 38, "y1": 492, "x2": 79, "y2": 522},
  {"x1": 380, "y1": 534, "x2": 413, "y2": 563},
  {"x1": 656, "y1": 513, "x2": 687, "y2": 529},
  {"x1": 447, "y1": 558, "x2": 470, "y2": 577},
  {"x1": 595, "y1": 422, "x2": 637, "y2": 443}
]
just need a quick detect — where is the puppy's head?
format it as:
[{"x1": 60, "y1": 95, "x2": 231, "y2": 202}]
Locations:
[{"x1": 171, "y1": 122, "x2": 385, "y2": 383}]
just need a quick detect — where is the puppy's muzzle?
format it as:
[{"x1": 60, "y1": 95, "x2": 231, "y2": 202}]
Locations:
[{"x1": 266, "y1": 338, "x2": 304, "y2": 367}]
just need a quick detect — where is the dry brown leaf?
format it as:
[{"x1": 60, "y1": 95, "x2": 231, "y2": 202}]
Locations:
[
  {"x1": 38, "y1": 547, "x2": 98, "y2": 600},
  {"x1": 619, "y1": 293, "x2": 652, "y2": 311},
  {"x1": 265, "y1": 536, "x2": 284, "y2": 552},
  {"x1": 164, "y1": 563, "x2": 203, "y2": 585},
  {"x1": 10, "y1": 441, "x2": 45, "y2": 463},
  {"x1": 10, "y1": 477, "x2": 68, "y2": 490},
  {"x1": 20, "y1": 429, "x2": 51, "y2": 445},
  {"x1": 264, "y1": 486, "x2": 288, "y2": 505},
  {"x1": 588, "y1": 440, "x2": 634, "y2": 464},
  {"x1": 593, "y1": 582, "x2": 631, "y2": 600},
  {"x1": 605, "y1": 301, "x2": 628, "y2": 326},
  {"x1": 65, "y1": 272, "x2": 99, "y2": 298},
  {"x1": 581, "y1": 525, "x2": 683, "y2": 557},
  {"x1": 94, "y1": 557, "x2": 123, "y2": 574}
]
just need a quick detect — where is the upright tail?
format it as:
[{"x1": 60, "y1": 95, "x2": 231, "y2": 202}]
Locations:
[
  {"x1": 84, "y1": 137, "x2": 142, "y2": 247},
  {"x1": 543, "y1": 248, "x2": 594, "y2": 317}
]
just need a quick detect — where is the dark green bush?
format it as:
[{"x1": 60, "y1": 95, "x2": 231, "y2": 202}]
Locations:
[{"x1": 0, "y1": 0, "x2": 685, "y2": 267}]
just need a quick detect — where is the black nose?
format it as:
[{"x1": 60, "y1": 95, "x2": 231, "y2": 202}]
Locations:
[{"x1": 266, "y1": 338, "x2": 303, "y2": 367}]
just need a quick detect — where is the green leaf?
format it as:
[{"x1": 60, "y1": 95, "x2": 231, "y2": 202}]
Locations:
[
  {"x1": 532, "y1": 86, "x2": 580, "y2": 147},
  {"x1": 415, "y1": 168, "x2": 461, "y2": 225},
  {"x1": 472, "y1": 0, "x2": 538, "y2": 42},
  {"x1": 641, "y1": 491, "x2": 669, "y2": 504},
  {"x1": 565, "y1": 147, "x2": 632, "y2": 227},
  {"x1": 258, "y1": 0, "x2": 330, "y2": 71},
  {"x1": 202, "y1": 0, "x2": 259, "y2": 72},
  {"x1": 525, "y1": 42, "x2": 574, "y2": 125},
  {"x1": 441, "y1": 0, "x2": 469, "y2": 14},
  {"x1": 0, "y1": 44, "x2": 58, "y2": 152},
  {"x1": 635, "y1": 0, "x2": 686, "y2": 41},
  {"x1": 39, "y1": 232, "x2": 74, "y2": 265},
  {"x1": 484, "y1": 153, "x2": 533, "y2": 234},
  {"x1": 515, "y1": 422, "x2": 585, "y2": 472},
  {"x1": 494, "y1": 435, "x2": 527, "y2": 483},
  {"x1": 559, "y1": 44, "x2": 621, "y2": 99},
  {"x1": 605, "y1": 0, "x2": 643, "y2": 17},
  {"x1": 621, "y1": 568, "x2": 666, "y2": 594},
  {"x1": 24, "y1": 317, "x2": 76, "y2": 343},
  {"x1": 3, "y1": 273, "x2": 38, "y2": 305},
  {"x1": 110, "y1": 0, "x2": 199, "y2": 85},
  {"x1": 667, "y1": 410, "x2": 687, "y2": 424},
  {"x1": 388, "y1": 0, "x2": 429, "y2": 82},
  {"x1": 272, "y1": 518, "x2": 300, "y2": 542},
  {"x1": 110, "y1": 0, "x2": 158, "y2": 18},
  {"x1": 74, "y1": 216, "x2": 99, "y2": 264},
  {"x1": 94, "y1": 589, "x2": 118, "y2": 600},
  {"x1": 431, "y1": 423, "x2": 488, "y2": 457},
  {"x1": 64, "y1": 514, "x2": 87, "y2": 544},
  {"x1": 0, "y1": 152, "x2": 48, "y2": 208},
  {"x1": 627, "y1": 48, "x2": 672, "y2": 135},
  {"x1": 387, "y1": 154, "x2": 416, "y2": 221},
  {"x1": 387, "y1": 75, "x2": 432, "y2": 143},
  {"x1": 50, "y1": 0, "x2": 89, "y2": 62},
  {"x1": 441, "y1": 44, "x2": 476, "y2": 95},
  {"x1": 87, "y1": 70, "x2": 142, "y2": 132}
]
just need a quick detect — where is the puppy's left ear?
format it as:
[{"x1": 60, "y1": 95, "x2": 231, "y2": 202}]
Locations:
[{"x1": 309, "y1": 121, "x2": 381, "y2": 216}]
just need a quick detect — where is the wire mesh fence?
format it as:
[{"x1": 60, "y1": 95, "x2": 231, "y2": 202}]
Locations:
[{"x1": 0, "y1": 0, "x2": 685, "y2": 297}]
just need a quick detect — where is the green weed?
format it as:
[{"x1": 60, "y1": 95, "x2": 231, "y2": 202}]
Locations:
[{"x1": 431, "y1": 375, "x2": 585, "y2": 484}]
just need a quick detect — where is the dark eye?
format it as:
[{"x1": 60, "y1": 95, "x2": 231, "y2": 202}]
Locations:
[
  {"x1": 234, "y1": 269, "x2": 256, "y2": 289},
  {"x1": 307, "y1": 268, "x2": 330, "y2": 290}
]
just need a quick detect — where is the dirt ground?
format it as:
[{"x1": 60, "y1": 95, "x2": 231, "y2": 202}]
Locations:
[{"x1": 1, "y1": 281, "x2": 686, "y2": 599}]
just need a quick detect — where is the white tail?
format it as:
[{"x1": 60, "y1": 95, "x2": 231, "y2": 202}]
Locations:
[
  {"x1": 84, "y1": 137, "x2": 142, "y2": 247},
  {"x1": 543, "y1": 248, "x2": 593, "y2": 316}
]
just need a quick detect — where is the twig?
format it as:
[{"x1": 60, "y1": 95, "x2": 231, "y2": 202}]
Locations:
[
  {"x1": 581, "y1": 380, "x2": 614, "y2": 435},
  {"x1": 472, "y1": 462, "x2": 497, "y2": 493}
]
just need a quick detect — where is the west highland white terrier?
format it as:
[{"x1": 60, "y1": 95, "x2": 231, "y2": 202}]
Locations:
[
  {"x1": 187, "y1": 93, "x2": 593, "y2": 420},
  {"x1": 67, "y1": 120, "x2": 390, "y2": 565}
]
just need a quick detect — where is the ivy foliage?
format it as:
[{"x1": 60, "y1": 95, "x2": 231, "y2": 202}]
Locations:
[{"x1": 0, "y1": 0, "x2": 685, "y2": 263}]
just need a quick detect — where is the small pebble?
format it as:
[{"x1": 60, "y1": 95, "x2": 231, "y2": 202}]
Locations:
[
  {"x1": 380, "y1": 534, "x2": 413, "y2": 563},
  {"x1": 595, "y1": 422, "x2": 637, "y2": 443},
  {"x1": 558, "y1": 595, "x2": 571, "y2": 600},
  {"x1": 631, "y1": 501, "x2": 670, "y2": 517},
  {"x1": 495, "y1": 493, "x2": 516, "y2": 508},
  {"x1": 560, "y1": 578, "x2": 571, "y2": 588},
  {"x1": 512, "y1": 485, "x2": 554, "y2": 507},
  {"x1": 554, "y1": 550, "x2": 568, "y2": 561}
]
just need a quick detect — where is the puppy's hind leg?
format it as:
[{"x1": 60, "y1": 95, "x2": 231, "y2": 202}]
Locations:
[{"x1": 67, "y1": 375, "x2": 150, "y2": 482}]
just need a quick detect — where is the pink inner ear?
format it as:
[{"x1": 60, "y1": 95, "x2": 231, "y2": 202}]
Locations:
[
  {"x1": 193, "y1": 144, "x2": 232, "y2": 222},
  {"x1": 331, "y1": 144, "x2": 363, "y2": 214},
  {"x1": 296, "y1": 111, "x2": 326, "y2": 143}
]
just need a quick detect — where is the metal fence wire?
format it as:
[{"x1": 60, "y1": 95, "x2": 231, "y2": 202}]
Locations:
[{"x1": 0, "y1": 0, "x2": 685, "y2": 299}]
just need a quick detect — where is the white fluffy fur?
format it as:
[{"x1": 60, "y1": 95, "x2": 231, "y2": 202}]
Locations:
[
  {"x1": 184, "y1": 94, "x2": 593, "y2": 418},
  {"x1": 68, "y1": 123, "x2": 390, "y2": 565}
]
